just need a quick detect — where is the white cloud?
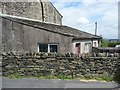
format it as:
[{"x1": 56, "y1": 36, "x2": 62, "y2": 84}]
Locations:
[
  {"x1": 82, "y1": 0, "x2": 97, "y2": 6},
  {"x1": 50, "y1": 0, "x2": 119, "y2": 2},
  {"x1": 51, "y1": 1, "x2": 118, "y2": 39},
  {"x1": 78, "y1": 17, "x2": 90, "y2": 24}
]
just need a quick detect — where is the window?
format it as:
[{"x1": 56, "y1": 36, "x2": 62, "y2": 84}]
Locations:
[
  {"x1": 94, "y1": 42, "x2": 97, "y2": 47},
  {"x1": 49, "y1": 44, "x2": 58, "y2": 52},
  {"x1": 38, "y1": 43, "x2": 58, "y2": 53},
  {"x1": 84, "y1": 43, "x2": 91, "y2": 53},
  {"x1": 39, "y1": 44, "x2": 48, "y2": 52},
  {"x1": 84, "y1": 43, "x2": 87, "y2": 53}
]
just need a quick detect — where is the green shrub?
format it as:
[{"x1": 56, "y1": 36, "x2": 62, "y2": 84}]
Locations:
[
  {"x1": 108, "y1": 42, "x2": 120, "y2": 47},
  {"x1": 101, "y1": 40, "x2": 109, "y2": 47}
]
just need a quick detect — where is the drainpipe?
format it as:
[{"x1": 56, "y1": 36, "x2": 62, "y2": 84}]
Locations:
[{"x1": 39, "y1": 0, "x2": 44, "y2": 22}]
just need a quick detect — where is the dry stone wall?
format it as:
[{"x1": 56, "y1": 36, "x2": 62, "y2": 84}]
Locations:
[{"x1": 2, "y1": 52, "x2": 120, "y2": 78}]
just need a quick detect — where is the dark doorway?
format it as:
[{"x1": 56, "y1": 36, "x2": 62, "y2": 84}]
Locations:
[{"x1": 75, "y1": 43, "x2": 81, "y2": 54}]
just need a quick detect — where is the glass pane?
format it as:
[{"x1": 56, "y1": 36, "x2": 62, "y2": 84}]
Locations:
[
  {"x1": 39, "y1": 44, "x2": 48, "y2": 52},
  {"x1": 50, "y1": 45, "x2": 58, "y2": 52}
]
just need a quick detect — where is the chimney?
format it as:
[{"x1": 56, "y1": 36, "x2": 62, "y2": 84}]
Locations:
[{"x1": 95, "y1": 22, "x2": 97, "y2": 35}]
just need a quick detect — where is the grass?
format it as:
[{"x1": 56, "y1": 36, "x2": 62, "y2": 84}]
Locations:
[
  {"x1": 93, "y1": 76, "x2": 113, "y2": 82},
  {"x1": 76, "y1": 75, "x2": 113, "y2": 82},
  {"x1": 3, "y1": 74, "x2": 113, "y2": 82},
  {"x1": 5, "y1": 74, "x2": 73, "y2": 80},
  {"x1": 101, "y1": 40, "x2": 109, "y2": 47},
  {"x1": 101, "y1": 39, "x2": 120, "y2": 47}
]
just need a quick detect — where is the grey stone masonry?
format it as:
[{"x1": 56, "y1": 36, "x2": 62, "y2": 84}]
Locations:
[
  {"x1": 0, "y1": 1, "x2": 62, "y2": 25},
  {"x1": 2, "y1": 52, "x2": 120, "y2": 78}
]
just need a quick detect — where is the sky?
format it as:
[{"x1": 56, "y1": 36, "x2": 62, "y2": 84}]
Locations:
[{"x1": 50, "y1": 0, "x2": 119, "y2": 39}]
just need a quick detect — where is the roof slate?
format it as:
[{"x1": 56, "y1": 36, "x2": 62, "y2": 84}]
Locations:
[{"x1": 1, "y1": 14, "x2": 102, "y2": 40}]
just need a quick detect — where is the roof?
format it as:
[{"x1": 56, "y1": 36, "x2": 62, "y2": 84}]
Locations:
[{"x1": 1, "y1": 14, "x2": 102, "y2": 40}]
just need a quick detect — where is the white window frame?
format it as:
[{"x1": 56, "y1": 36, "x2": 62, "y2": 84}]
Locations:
[
  {"x1": 38, "y1": 43, "x2": 58, "y2": 53},
  {"x1": 84, "y1": 42, "x2": 92, "y2": 53},
  {"x1": 37, "y1": 44, "x2": 39, "y2": 52},
  {"x1": 48, "y1": 44, "x2": 58, "y2": 53}
]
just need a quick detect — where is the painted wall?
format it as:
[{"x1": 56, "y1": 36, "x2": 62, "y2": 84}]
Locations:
[
  {"x1": 93, "y1": 40, "x2": 99, "y2": 47},
  {"x1": 2, "y1": 18, "x2": 72, "y2": 54},
  {"x1": 72, "y1": 40, "x2": 99, "y2": 55},
  {"x1": 72, "y1": 40, "x2": 93, "y2": 54}
]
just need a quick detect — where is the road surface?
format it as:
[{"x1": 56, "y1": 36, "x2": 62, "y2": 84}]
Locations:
[{"x1": 1, "y1": 77, "x2": 120, "y2": 89}]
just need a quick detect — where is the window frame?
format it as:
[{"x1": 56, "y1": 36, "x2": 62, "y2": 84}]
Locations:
[
  {"x1": 48, "y1": 44, "x2": 58, "y2": 53},
  {"x1": 84, "y1": 42, "x2": 92, "y2": 53},
  {"x1": 38, "y1": 43, "x2": 48, "y2": 52},
  {"x1": 38, "y1": 43, "x2": 59, "y2": 53}
]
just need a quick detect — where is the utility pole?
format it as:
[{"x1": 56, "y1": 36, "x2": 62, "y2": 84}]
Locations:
[{"x1": 95, "y1": 22, "x2": 97, "y2": 35}]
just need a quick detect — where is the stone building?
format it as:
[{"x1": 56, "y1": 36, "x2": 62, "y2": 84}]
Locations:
[
  {"x1": 0, "y1": 0, "x2": 62, "y2": 25},
  {"x1": 0, "y1": 0, "x2": 101, "y2": 55}
]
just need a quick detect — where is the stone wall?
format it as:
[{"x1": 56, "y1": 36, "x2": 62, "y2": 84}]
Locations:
[
  {"x1": 92, "y1": 47, "x2": 120, "y2": 53},
  {"x1": 2, "y1": 52, "x2": 120, "y2": 78},
  {"x1": 0, "y1": 1, "x2": 62, "y2": 25}
]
